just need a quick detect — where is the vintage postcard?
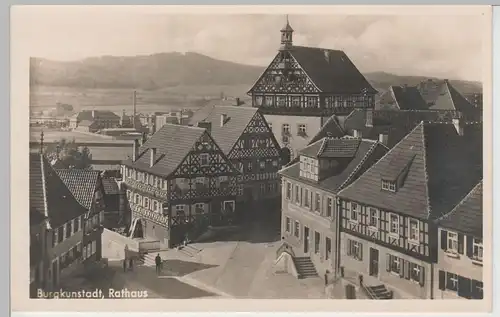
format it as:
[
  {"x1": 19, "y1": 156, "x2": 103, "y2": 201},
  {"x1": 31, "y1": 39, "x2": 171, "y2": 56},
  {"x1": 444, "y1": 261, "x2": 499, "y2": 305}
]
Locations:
[{"x1": 11, "y1": 4, "x2": 492, "y2": 313}]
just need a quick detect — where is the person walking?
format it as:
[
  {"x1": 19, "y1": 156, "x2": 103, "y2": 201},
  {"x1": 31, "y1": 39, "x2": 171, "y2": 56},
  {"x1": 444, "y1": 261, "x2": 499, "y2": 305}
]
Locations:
[
  {"x1": 129, "y1": 258, "x2": 134, "y2": 271},
  {"x1": 122, "y1": 259, "x2": 127, "y2": 272},
  {"x1": 155, "y1": 253, "x2": 162, "y2": 275}
]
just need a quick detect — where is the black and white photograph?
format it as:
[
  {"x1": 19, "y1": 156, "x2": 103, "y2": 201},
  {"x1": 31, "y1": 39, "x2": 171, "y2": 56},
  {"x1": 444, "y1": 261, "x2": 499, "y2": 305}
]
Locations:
[{"x1": 12, "y1": 4, "x2": 492, "y2": 311}]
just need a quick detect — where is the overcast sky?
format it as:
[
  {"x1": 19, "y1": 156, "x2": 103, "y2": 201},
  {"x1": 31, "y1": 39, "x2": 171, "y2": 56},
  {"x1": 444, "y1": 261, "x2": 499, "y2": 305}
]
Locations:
[{"x1": 14, "y1": 6, "x2": 486, "y2": 82}]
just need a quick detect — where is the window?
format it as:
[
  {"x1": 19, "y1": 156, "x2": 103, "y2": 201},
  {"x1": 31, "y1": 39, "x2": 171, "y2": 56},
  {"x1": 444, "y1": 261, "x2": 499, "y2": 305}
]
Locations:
[
  {"x1": 73, "y1": 217, "x2": 79, "y2": 234},
  {"x1": 390, "y1": 214, "x2": 399, "y2": 235},
  {"x1": 350, "y1": 202, "x2": 359, "y2": 222},
  {"x1": 294, "y1": 185, "x2": 301, "y2": 204},
  {"x1": 347, "y1": 239, "x2": 362, "y2": 261},
  {"x1": 58, "y1": 227, "x2": 64, "y2": 243},
  {"x1": 144, "y1": 198, "x2": 150, "y2": 209},
  {"x1": 260, "y1": 183, "x2": 266, "y2": 195},
  {"x1": 389, "y1": 255, "x2": 401, "y2": 274},
  {"x1": 265, "y1": 95, "x2": 274, "y2": 106},
  {"x1": 286, "y1": 182, "x2": 292, "y2": 200},
  {"x1": 175, "y1": 205, "x2": 185, "y2": 217},
  {"x1": 314, "y1": 193, "x2": 321, "y2": 212},
  {"x1": 291, "y1": 96, "x2": 300, "y2": 107},
  {"x1": 272, "y1": 160, "x2": 278, "y2": 167},
  {"x1": 306, "y1": 96, "x2": 317, "y2": 107},
  {"x1": 194, "y1": 203, "x2": 204, "y2": 214},
  {"x1": 199, "y1": 154, "x2": 209, "y2": 166},
  {"x1": 473, "y1": 238, "x2": 483, "y2": 261},
  {"x1": 223, "y1": 201, "x2": 235, "y2": 213},
  {"x1": 304, "y1": 189, "x2": 311, "y2": 208},
  {"x1": 382, "y1": 180, "x2": 396, "y2": 192},
  {"x1": 282, "y1": 124, "x2": 290, "y2": 135},
  {"x1": 314, "y1": 231, "x2": 320, "y2": 254},
  {"x1": 285, "y1": 217, "x2": 291, "y2": 233},
  {"x1": 277, "y1": 95, "x2": 286, "y2": 106},
  {"x1": 259, "y1": 160, "x2": 265, "y2": 170},
  {"x1": 472, "y1": 280, "x2": 484, "y2": 299},
  {"x1": 153, "y1": 200, "x2": 158, "y2": 212},
  {"x1": 247, "y1": 161, "x2": 253, "y2": 172},
  {"x1": 327, "y1": 197, "x2": 334, "y2": 218},
  {"x1": 369, "y1": 208, "x2": 378, "y2": 227},
  {"x1": 297, "y1": 124, "x2": 307, "y2": 136},
  {"x1": 267, "y1": 183, "x2": 275, "y2": 193},
  {"x1": 409, "y1": 262, "x2": 421, "y2": 283},
  {"x1": 294, "y1": 221, "x2": 300, "y2": 238},
  {"x1": 447, "y1": 231, "x2": 458, "y2": 253},
  {"x1": 446, "y1": 272, "x2": 458, "y2": 291},
  {"x1": 326, "y1": 237, "x2": 332, "y2": 260},
  {"x1": 409, "y1": 219, "x2": 419, "y2": 242}
]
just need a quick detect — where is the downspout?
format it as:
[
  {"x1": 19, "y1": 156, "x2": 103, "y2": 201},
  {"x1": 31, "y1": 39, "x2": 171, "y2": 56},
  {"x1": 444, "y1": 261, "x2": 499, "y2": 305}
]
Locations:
[{"x1": 430, "y1": 262, "x2": 434, "y2": 299}]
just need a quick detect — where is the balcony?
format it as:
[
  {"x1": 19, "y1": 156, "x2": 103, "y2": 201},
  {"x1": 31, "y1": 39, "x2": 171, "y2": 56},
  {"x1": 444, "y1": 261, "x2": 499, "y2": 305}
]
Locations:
[{"x1": 124, "y1": 177, "x2": 168, "y2": 199}]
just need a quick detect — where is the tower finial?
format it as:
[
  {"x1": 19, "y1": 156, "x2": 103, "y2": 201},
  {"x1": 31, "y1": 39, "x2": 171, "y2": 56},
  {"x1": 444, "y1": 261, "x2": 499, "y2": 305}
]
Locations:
[{"x1": 280, "y1": 14, "x2": 294, "y2": 50}]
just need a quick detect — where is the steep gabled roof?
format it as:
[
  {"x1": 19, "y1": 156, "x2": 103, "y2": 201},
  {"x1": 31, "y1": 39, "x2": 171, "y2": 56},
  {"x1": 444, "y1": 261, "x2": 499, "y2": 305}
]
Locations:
[
  {"x1": 56, "y1": 169, "x2": 101, "y2": 210},
  {"x1": 338, "y1": 122, "x2": 483, "y2": 220},
  {"x1": 289, "y1": 46, "x2": 377, "y2": 94},
  {"x1": 122, "y1": 124, "x2": 207, "y2": 177},
  {"x1": 307, "y1": 115, "x2": 346, "y2": 145},
  {"x1": 280, "y1": 137, "x2": 388, "y2": 193},
  {"x1": 391, "y1": 86, "x2": 429, "y2": 110},
  {"x1": 78, "y1": 120, "x2": 96, "y2": 127},
  {"x1": 248, "y1": 46, "x2": 377, "y2": 95},
  {"x1": 438, "y1": 181, "x2": 483, "y2": 238},
  {"x1": 30, "y1": 153, "x2": 87, "y2": 228},
  {"x1": 431, "y1": 81, "x2": 476, "y2": 113},
  {"x1": 201, "y1": 106, "x2": 259, "y2": 155}
]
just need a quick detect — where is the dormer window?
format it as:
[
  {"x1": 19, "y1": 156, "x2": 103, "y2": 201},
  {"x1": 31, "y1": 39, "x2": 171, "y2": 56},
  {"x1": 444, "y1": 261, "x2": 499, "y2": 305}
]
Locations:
[
  {"x1": 382, "y1": 179, "x2": 396, "y2": 192},
  {"x1": 299, "y1": 156, "x2": 319, "y2": 181}
]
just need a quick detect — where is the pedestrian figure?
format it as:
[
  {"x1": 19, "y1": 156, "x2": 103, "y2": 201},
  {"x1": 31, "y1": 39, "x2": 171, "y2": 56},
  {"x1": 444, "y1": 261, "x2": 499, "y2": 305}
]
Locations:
[
  {"x1": 129, "y1": 258, "x2": 133, "y2": 271},
  {"x1": 123, "y1": 259, "x2": 127, "y2": 272},
  {"x1": 155, "y1": 253, "x2": 162, "y2": 275}
]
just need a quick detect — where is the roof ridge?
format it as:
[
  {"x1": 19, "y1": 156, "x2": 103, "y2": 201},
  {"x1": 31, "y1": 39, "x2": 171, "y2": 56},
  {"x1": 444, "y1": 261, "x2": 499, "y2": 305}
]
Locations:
[
  {"x1": 436, "y1": 181, "x2": 483, "y2": 223},
  {"x1": 338, "y1": 121, "x2": 426, "y2": 197},
  {"x1": 287, "y1": 52, "x2": 323, "y2": 93},
  {"x1": 420, "y1": 122, "x2": 433, "y2": 219},
  {"x1": 338, "y1": 141, "x2": 379, "y2": 191},
  {"x1": 39, "y1": 154, "x2": 51, "y2": 229}
]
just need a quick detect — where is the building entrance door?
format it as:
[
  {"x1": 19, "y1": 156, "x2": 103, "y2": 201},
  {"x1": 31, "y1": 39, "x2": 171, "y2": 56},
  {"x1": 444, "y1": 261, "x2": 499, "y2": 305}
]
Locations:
[
  {"x1": 304, "y1": 226, "x2": 310, "y2": 253},
  {"x1": 369, "y1": 247, "x2": 379, "y2": 276}
]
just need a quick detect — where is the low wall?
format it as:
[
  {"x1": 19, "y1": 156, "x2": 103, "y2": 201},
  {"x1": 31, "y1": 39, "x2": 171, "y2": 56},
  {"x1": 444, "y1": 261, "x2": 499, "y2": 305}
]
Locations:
[
  {"x1": 101, "y1": 229, "x2": 139, "y2": 261},
  {"x1": 138, "y1": 240, "x2": 161, "y2": 252}
]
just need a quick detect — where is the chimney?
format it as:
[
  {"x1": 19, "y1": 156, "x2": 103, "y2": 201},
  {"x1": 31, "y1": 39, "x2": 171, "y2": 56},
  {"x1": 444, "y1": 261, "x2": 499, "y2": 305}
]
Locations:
[
  {"x1": 220, "y1": 114, "x2": 228, "y2": 127},
  {"x1": 150, "y1": 147, "x2": 156, "y2": 167},
  {"x1": 132, "y1": 139, "x2": 139, "y2": 161},
  {"x1": 197, "y1": 121, "x2": 212, "y2": 134},
  {"x1": 379, "y1": 133, "x2": 389, "y2": 146},
  {"x1": 453, "y1": 118, "x2": 464, "y2": 136},
  {"x1": 365, "y1": 109, "x2": 373, "y2": 127},
  {"x1": 324, "y1": 50, "x2": 330, "y2": 62},
  {"x1": 132, "y1": 90, "x2": 137, "y2": 129}
]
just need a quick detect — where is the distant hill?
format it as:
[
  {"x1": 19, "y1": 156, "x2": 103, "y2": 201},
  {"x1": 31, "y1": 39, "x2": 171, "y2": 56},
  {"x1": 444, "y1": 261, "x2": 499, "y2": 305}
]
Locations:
[{"x1": 30, "y1": 53, "x2": 482, "y2": 95}]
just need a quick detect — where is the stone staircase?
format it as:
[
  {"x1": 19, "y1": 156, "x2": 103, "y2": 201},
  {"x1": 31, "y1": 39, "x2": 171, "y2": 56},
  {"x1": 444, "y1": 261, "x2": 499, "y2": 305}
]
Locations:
[
  {"x1": 177, "y1": 245, "x2": 202, "y2": 258},
  {"x1": 292, "y1": 257, "x2": 319, "y2": 279},
  {"x1": 362, "y1": 283, "x2": 393, "y2": 299}
]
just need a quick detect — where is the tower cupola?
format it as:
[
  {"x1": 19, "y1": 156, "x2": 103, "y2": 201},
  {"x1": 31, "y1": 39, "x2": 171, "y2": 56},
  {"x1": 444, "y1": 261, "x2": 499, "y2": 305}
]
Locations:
[{"x1": 280, "y1": 15, "x2": 294, "y2": 50}]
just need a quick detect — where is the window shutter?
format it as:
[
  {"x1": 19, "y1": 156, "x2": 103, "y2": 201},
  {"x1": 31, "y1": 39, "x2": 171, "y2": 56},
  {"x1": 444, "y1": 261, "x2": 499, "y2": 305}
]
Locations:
[
  {"x1": 399, "y1": 258, "x2": 405, "y2": 278},
  {"x1": 386, "y1": 254, "x2": 391, "y2": 272},
  {"x1": 346, "y1": 239, "x2": 351, "y2": 256},
  {"x1": 404, "y1": 262, "x2": 411, "y2": 280},
  {"x1": 440, "y1": 230, "x2": 447, "y2": 250},
  {"x1": 458, "y1": 234, "x2": 464, "y2": 254},
  {"x1": 466, "y1": 235, "x2": 473, "y2": 257},
  {"x1": 419, "y1": 266, "x2": 425, "y2": 287},
  {"x1": 438, "y1": 270, "x2": 446, "y2": 290},
  {"x1": 359, "y1": 243, "x2": 363, "y2": 261},
  {"x1": 457, "y1": 276, "x2": 471, "y2": 299}
]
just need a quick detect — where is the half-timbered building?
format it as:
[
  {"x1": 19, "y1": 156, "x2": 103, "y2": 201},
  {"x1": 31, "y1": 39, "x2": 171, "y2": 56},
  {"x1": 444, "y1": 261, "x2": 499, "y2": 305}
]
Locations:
[
  {"x1": 434, "y1": 181, "x2": 483, "y2": 300},
  {"x1": 121, "y1": 124, "x2": 241, "y2": 248},
  {"x1": 336, "y1": 120, "x2": 482, "y2": 299},
  {"x1": 247, "y1": 17, "x2": 377, "y2": 160},
  {"x1": 29, "y1": 152, "x2": 90, "y2": 295},
  {"x1": 194, "y1": 106, "x2": 282, "y2": 218},
  {"x1": 277, "y1": 136, "x2": 388, "y2": 280},
  {"x1": 56, "y1": 169, "x2": 106, "y2": 266}
]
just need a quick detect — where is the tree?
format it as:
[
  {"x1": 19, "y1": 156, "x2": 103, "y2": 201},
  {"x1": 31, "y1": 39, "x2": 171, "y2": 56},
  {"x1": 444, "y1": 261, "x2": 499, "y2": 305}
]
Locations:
[{"x1": 45, "y1": 138, "x2": 93, "y2": 169}]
